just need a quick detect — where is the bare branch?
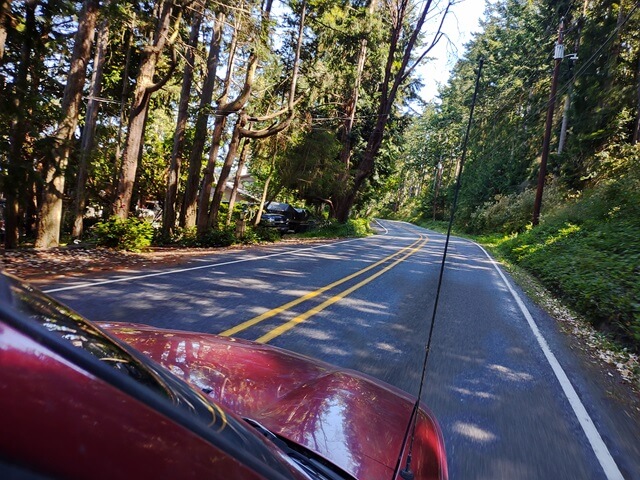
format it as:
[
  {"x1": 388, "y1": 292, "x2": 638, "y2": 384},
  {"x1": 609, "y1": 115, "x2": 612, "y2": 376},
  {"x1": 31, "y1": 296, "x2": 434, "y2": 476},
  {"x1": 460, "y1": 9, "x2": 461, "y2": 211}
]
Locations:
[
  {"x1": 146, "y1": 44, "x2": 178, "y2": 94},
  {"x1": 401, "y1": 1, "x2": 452, "y2": 83},
  {"x1": 220, "y1": 52, "x2": 257, "y2": 113}
]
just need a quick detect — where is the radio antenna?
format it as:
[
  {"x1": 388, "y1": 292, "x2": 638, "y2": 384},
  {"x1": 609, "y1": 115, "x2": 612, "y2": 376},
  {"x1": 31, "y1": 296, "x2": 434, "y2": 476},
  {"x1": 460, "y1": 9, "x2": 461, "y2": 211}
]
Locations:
[{"x1": 394, "y1": 57, "x2": 484, "y2": 480}]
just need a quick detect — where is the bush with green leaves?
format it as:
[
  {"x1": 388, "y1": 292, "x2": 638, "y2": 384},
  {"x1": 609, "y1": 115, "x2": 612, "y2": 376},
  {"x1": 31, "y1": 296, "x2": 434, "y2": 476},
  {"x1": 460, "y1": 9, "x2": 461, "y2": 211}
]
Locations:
[
  {"x1": 252, "y1": 226, "x2": 282, "y2": 243},
  {"x1": 497, "y1": 169, "x2": 640, "y2": 350},
  {"x1": 296, "y1": 218, "x2": 372, "y2": 238},
  {"x1": 467, "y1": 182, "x2": 568, "y2": 235},
  {"x1": 163, "y1": 226, "x2": 200, "y2": 247},
  {"x1": 91, "y1": 217, "x2": 155, "y2": 252},
  {"x1": 198, "y1": 226, "x2": 237, "y2": 248}
]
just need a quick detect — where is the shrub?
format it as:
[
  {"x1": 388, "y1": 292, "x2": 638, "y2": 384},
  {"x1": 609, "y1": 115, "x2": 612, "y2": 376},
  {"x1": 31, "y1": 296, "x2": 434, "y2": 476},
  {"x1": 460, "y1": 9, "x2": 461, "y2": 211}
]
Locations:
[
  {"x1": 296, "y1": 218, "x2": 372, "y2": 238},
  {"x1": 467, "y1": 182, "x2": 568, "y2": 234},
  {"x1": 91, "y1": 217, "x2": 154, "y2": 252},
  {"x1": 198, "y1": 226, "x2": 236, "y2": 247},
  {"x1": 252, "y1": 226, "x2": 281, "y2": 243},
  {"x1": 497, "y1": 173, "x2": 640, "y2": 350},
  {"x1": 166, "y1": 226, "x2": 200, "y2": 247}
]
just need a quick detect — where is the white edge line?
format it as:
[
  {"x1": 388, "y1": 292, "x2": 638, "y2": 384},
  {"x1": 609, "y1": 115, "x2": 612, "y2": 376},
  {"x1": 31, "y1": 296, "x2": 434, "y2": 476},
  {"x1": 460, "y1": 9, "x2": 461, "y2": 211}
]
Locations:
[
  {"x1": 372, "y1": 218, "x2": 389, "y2": 234},
  {"x1": 473, "y1": 242, "x2": 624, "y2": 480},
  {"x1": 43, "y1": 239, "x2": 359, "y2": 294}
]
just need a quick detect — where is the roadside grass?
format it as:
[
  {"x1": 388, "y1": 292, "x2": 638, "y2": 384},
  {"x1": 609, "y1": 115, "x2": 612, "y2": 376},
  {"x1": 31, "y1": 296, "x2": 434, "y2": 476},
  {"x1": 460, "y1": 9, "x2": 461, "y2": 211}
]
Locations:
[
  {"x1": 416, "y1": 175, "x2": 640, "y2": 352},
  {"x1": 293, "y1": 218, "x2": 373, "y2": 239},
  {"x1": 496, "y1": 218, "x2": 639, "y2": 346}
]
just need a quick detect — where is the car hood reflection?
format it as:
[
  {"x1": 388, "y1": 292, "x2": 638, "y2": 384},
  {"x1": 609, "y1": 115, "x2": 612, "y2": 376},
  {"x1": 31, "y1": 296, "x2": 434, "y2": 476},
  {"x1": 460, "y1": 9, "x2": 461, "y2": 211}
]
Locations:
[{"x1": 100, "y1": 322, "x2": 446, "y2": 480}]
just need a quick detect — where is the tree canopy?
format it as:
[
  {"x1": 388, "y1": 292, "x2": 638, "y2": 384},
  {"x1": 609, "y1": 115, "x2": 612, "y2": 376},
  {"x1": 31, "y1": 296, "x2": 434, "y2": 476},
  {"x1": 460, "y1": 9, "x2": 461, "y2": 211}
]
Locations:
[{"x1": 1, "y1": 0, "x2": 638, "y2": 250}]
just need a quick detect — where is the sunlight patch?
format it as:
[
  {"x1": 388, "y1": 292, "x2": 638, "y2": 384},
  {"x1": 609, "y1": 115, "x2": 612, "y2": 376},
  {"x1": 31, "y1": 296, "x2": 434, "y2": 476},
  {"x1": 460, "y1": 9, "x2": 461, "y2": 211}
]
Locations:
[
  {"x1": 452, "y1": 422, "x2": 497, "y2": 443},
  {"x1": 375, "y1": 342, "x2": 402, "y2": 354},
  {"x1": 450, "y1": 387, "x2": 497, "y2": 400},
  {"x1": 299, "y1": 328, "x2": 333, "y2": 341},
  {"x1": 321, "y1": 346, "x2": 349, "y2": 356},
  {"x1": 488, "y1": 364, "x2": 533, "y2": 382}
]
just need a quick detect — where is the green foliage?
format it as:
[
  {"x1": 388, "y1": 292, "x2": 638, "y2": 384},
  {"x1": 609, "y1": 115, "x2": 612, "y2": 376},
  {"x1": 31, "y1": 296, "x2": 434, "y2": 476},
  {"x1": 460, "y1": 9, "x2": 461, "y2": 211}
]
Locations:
[
  {"x1": 466, "y1": 182, "x2": 567, "y2": 234},
  {"x1": 296, "y1": 218, "x2": 372, "y2": 238},
  {"x1": 91, "y1": 217, "x2": 155, "y2": 252},
  {"x1": 278, "y1": 128, "x2": 343, "y2": 204},
  {"x1": 496, "y1": 171, "x2": 640, "y2": 349},
  {"x1": 241, "y1": 226, "x2": 282, "y2": 244},
  {"x1": 199, "y1": 227, "x2": 237, "y2": 248},
  {"x1": 164, "y1": 226, "x2": 236, "y2": 248},
  {"x1": 153, "y1": 220, "x2": 283, "y2": 248}
]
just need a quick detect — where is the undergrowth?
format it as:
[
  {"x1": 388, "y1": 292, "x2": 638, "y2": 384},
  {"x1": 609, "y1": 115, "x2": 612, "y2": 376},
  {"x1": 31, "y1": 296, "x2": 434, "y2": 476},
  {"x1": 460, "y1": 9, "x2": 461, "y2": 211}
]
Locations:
[
  {"x1": 294, "y1": 218, "x2": 372, "y2": 239},
  {"x1": 411, "y1": 159, "x2": 639, "y2": 351},
  {"x1": 494, "y1": 173, "x2": 639, "y2": 350},
  {"x1": 91, "y1": 217, "x2": 154, "y2": 252}
]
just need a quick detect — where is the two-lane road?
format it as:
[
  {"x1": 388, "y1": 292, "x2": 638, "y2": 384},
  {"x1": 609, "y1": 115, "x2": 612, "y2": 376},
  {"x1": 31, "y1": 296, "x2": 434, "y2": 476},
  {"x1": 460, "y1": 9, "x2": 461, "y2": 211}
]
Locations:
[{"x1": 45, "y1": 220, "x2": 640, "y2": 479}]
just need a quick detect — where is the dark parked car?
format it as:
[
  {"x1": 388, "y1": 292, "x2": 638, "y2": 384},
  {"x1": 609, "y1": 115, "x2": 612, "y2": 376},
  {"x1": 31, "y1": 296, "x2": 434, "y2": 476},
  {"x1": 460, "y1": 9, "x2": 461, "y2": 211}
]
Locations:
[
  {"x1": 264, "y1": 202, "x2": 315, "y2": 233},
  {"x1": 260, "y1": 213, "x2": 290, "y2": 233},
  {"x1": 0, "y1": 273, "x2": 447, "y2": 479}
]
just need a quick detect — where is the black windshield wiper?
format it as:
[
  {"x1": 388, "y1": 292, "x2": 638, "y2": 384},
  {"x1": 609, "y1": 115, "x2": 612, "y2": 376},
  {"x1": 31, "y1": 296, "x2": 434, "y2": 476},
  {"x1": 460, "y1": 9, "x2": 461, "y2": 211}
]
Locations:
[{"x1": 243, "y1": 418, "x2": 355, "y2": 480}]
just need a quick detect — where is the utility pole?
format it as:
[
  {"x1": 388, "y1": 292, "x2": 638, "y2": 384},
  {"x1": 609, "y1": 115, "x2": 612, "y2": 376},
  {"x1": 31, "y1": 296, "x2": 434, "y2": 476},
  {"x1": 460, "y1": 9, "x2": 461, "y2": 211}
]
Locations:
[
  {"x1": 533, "y1": 19, "x2": 564, "y2": 226},
  {"x1": 432, "y1": 158, "x2": 443, "y2": 221},
  {"x1": 558, "y1": 0, "x2": 587, "y2": 154}
]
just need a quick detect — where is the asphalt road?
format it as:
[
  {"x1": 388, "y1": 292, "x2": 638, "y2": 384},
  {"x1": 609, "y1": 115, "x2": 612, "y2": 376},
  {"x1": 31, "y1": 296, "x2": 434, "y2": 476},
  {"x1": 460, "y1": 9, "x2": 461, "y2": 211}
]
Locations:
[{"x1": 44, "y1": 219, "x2": 640, "y2": 480}]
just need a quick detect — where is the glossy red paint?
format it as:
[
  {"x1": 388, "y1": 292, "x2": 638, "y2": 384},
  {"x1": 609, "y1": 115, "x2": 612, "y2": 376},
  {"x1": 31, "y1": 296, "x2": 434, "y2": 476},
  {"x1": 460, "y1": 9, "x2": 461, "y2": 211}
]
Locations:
[
  {"x1": 0, "y1": 322, "x2": 275, "y2": 479},
  {"x1": 102, "y1": 322, "x2": 448, "y2": 480}
]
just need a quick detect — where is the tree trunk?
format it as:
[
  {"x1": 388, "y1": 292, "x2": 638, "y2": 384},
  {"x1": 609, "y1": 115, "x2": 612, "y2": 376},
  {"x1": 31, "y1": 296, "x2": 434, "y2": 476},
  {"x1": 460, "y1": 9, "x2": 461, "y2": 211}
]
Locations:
[
  {"x1": 203, "y1": 115, "x2": 246, "y2": 232},
  {"x1": 195, "y1": 115, "x2": 227, "y2": 229},
  {"x1": 226, "y1": 138, "x2": 249, "y2": 226},
  {"x1": 112, "y1": 27, "x2": 133, "y2": 197},
  {"x1": 633, "y1": 54, "x2": 640, "y2": 144},
  {"x1": 35, "y1": 0, "x2": 99, "y2": 248},
  {"x1": 0, "y1": 0, "x2": 11, "y2": 63},
  {"x1": 208, "y1": 0, "x2": 305, "y2": 230},
  {"x1": 254, "y1": 173, "x2": 272, "y2": 227},
  {"x1": 196, "y1": 0, "x2": 269, "y2": 233},
  {"x1": 335, "y1": 0, "x2": 443, "y2": 222},
  {"x1": 338, "y1": 0, "x2": 377, "y2": 172},
  {"x1": 112, "y1": 1, "x2": 175, "y2": 218},
  {"x1": 163, "y1": 2, "x2": 204, "y2": 236},
  {"x1": 72, "y1": 13, "x2": 109, "y2": 239},
  {"x1": 179, "y1": 10, "x2": 225, "y2": 228},
  {"x1": 4, "y1": 1, "x2": 35, "y2": 249},
  {"x1": 195, "y1": 48, "x2": 257, "y2": 232}
]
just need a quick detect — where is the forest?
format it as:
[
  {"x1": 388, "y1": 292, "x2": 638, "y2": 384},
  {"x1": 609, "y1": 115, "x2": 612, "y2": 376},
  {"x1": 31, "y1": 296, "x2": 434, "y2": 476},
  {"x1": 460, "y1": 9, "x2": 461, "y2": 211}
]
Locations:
[
  {"x1": 1, "y1": 0, "x2": 452, "y2": 249},
  {"x1": 0, "y1": 1, "x2": 638, "y2": 347},
  {"x1": 386, "y1": 0, "x2": 639, "y2": 350}
]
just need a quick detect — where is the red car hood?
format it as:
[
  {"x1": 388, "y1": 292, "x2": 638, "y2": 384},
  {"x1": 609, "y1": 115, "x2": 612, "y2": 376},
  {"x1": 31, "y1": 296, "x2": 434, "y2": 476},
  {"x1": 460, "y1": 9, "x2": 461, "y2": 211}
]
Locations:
[{"x1": 99, "y1": 322, "x2": 447, "y2": 480}]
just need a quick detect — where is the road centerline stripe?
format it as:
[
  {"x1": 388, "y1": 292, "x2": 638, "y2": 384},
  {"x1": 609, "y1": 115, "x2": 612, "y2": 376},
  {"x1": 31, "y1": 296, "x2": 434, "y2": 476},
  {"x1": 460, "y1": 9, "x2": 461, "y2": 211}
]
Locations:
[
  {"x1": 255, "y1": 236, "x2": 429, "y2": 344},
  {"x1": 219, "y1": 237, "x2": 425, "y2": 338}
]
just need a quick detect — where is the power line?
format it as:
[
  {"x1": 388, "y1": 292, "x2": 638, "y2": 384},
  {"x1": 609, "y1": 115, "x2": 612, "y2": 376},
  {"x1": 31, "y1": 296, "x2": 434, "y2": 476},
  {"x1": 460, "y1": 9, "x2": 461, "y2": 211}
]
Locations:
[{"x1": 465, "y1": 0, "x2": 640, "y2": 162}]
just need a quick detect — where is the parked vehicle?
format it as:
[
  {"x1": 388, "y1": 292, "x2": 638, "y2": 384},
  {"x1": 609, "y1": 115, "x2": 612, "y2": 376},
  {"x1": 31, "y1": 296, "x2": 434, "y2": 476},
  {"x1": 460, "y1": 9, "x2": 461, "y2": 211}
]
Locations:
[
  {"x1": 290, "y1": 208, "x2": 313, "y2": 233},
  {"x1": 259, "y1": 213, "x2": 290, "y2": 234},
  {"x1": 0, "y1": 273, "x2": 447, "y2": 479},
  {"x1": 264, "y1": 202, "x2": 315, "y2": 233}
]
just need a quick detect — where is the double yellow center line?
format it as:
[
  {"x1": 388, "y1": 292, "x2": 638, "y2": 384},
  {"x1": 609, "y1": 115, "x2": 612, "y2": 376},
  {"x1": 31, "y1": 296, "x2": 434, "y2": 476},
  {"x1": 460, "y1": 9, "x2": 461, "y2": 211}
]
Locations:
[{"x1": 219, "y1": 235, "x2": 429, "y2": 343}]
